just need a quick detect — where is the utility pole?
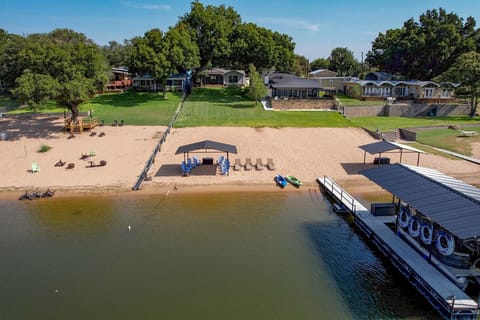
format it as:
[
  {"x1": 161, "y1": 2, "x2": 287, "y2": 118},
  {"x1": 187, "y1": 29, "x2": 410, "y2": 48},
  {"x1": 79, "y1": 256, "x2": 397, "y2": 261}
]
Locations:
[{"x1": 361, "y1": 51, "x2": 364, "y2": 76}]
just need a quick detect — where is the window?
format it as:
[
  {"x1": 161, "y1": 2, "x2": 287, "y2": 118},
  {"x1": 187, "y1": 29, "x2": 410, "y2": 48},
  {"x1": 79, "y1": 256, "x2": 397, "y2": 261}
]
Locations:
[
  {"x1": 329, "y1": 80, "x2": 334, "y2": 85},
  {"x1": 424, "y1": 88, "x2": 434, "y2": 97},
  {"x1": 441, "y1": 89, "x2": 450, "y2": 97},
  {"x1": 228, "y1": 75, "x2": 238, "y2": 83}
]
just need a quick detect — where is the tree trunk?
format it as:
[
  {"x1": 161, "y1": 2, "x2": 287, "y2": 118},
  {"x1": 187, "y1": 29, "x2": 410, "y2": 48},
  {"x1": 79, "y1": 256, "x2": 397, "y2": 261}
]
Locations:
[
  {"x1": 470, "y1": 94, "x2": 478, "y2": 117},
  {"x1": 69, "y1": 103, "x2": 80, "y2": 121}
]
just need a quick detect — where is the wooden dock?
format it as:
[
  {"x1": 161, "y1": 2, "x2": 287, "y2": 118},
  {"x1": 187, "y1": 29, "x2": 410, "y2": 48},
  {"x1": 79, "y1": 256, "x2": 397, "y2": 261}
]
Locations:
[{"x1": 318, "y1": 175, "x2": 479, "y2": 320}]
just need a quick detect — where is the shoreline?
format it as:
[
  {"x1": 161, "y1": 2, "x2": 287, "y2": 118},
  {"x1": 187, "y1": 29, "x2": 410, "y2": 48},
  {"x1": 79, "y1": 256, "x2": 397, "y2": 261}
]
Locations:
[{"x1": 2, "y1": 117, "x2": 480, "y2": 203}]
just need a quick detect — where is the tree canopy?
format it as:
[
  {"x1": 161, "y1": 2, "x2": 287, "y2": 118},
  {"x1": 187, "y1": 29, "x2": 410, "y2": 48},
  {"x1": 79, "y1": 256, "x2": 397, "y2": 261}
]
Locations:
[
  {"x1": 436, "y1": 51, "x2": 480, "y2": 116},
  {"x1": 2, "y1": 28, "x2": 109, "y2": 119},
  {"x1": 328, "y1": 47, "x2": 360, "y2": 76},
  {"x1": 366, "y1": 8, "x2": 479, "y2": 80},
  {"x1": 247, "y1": 64, "x2": 267, "y2": 103}
]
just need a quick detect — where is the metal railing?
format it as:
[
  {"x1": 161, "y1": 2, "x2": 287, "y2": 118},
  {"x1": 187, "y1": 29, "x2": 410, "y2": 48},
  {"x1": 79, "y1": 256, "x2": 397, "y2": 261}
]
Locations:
[
  {"x1": 322, "y1": 175, "x2": 357, "y2": 213},
  {"x1": 132, "y1": 94, "x2": 185, "y2": 190}
]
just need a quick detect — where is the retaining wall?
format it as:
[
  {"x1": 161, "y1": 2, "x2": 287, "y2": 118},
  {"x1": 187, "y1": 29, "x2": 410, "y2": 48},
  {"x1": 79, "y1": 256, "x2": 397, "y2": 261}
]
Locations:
[
  {"x1": 342, "y1": 103, "x2": 470, "y2": 118},
  {"x1": 270, "y1": 99, "x2": 335, "y2": 110}
]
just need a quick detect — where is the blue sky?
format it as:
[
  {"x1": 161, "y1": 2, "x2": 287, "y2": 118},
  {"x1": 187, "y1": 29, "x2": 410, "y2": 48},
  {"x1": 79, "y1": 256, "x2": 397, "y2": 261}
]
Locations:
[{"x1": 1, "y1": 0, "x2": 479, "y2": 60}]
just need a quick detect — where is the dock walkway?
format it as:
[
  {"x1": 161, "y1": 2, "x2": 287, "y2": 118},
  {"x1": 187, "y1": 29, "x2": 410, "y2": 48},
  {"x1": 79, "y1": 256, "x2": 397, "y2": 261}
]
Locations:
[{"x1": 318, "y1": 175, "x2": 479, "y2": 320}]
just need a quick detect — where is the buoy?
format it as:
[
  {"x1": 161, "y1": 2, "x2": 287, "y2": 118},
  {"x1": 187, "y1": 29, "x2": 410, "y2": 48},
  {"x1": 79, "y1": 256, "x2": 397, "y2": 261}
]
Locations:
[
  {"x1": 436, "y1": 231, "x2": 455, "y2": 256},
  {"x1": 408, "y1": 216, "x2": 421, "y2": 238},
  {"x1": 128, "y1": 225, "x2": 132, "y2": 231},
  {"x1": 398, "y1": 206, "x2": 411, "y2": 229},
  {"x1": 420, "y1": 223, "x2": 433, "y2": 245}
]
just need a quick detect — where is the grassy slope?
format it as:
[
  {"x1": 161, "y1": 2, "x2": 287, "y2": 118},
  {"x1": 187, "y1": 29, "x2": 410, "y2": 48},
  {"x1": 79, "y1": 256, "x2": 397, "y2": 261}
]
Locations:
[
  {"x1": 175, "y1": 87, "x2": 352, "y2": 128},
  {"x1": 416, "y1": 127, "x2": 480, "y2": 156},
  {"x1": 6, "y1": 91, "x2": 182, "y2": 126},
  {"x1": 351, "y1": 116, "x2": 480, "y2": 131},
  {"x1": 82, "y1": 91, "x2": 181, "y2": 125}
]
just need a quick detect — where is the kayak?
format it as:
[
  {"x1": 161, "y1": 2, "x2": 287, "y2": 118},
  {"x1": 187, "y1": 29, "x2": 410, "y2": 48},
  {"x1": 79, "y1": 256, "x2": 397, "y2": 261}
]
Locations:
[
  {"x1": 286, "y1": 175, "x2": 302, "y2": 187},
  {"x1": 274, "y1": 174, "x2": 287, "y2": 188}
]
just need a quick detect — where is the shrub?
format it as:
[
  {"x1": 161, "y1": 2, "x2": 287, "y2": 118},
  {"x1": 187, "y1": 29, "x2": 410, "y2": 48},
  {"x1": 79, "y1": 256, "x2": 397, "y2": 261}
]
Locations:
[{"x1": 38, "y1": 144, "x2": 52, "y2": 153}]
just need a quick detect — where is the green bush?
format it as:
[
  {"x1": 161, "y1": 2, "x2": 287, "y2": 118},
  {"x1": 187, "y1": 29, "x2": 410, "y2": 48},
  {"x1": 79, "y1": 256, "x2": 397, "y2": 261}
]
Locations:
[{"x1": 38, "y1": 144, "x2": 52, "y2": 153}]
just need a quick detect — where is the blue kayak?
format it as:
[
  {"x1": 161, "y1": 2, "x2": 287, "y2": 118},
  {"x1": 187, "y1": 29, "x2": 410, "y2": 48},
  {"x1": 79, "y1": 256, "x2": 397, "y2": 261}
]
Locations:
[{"x1": 274, "y1": 174, "x2": 287, "y2": 188}]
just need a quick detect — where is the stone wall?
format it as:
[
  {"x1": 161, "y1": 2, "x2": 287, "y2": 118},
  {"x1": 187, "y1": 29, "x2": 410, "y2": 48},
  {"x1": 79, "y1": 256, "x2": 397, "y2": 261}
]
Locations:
[
  {"x1": 270, "y1": 98, "x2": 335, "y2": 110},
  {"x1": 385, "y1": 103, "x2": 470, "y2": 117},
  {"x1": 342, "y1": 105, "x2": 387, "y2": 117},
  {"x1": 398, "y1": 128, "x2": 417, "y2": 141},
  {"x1": 342, "y1": 103, "x2": 470, "y2": 118}
]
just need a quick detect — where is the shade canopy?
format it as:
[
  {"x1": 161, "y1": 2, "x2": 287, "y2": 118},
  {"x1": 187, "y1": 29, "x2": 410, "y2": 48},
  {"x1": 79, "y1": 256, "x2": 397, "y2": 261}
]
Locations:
[
  {"x1": 359, "y1": 140, "x2": 425, "y2": 165},
  {"x1": 359, "y1": 140, "x2": 425, "y2": 155},
  {"x1": 175, "y1": 140, "x2": 237, "y2": 155},
  {"x1": 361, "y1": 163, "x2": 480, "y2": 240}
]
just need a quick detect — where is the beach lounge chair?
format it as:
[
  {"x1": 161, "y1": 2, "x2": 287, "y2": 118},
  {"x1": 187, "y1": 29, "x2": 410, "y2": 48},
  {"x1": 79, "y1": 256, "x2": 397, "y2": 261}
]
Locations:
[
  {"x1": 31, "y1": 162, "x2": 40, "y2": 173},
  {"x1": 458, "y1": 130, "x2": 478, "y2": 137},
  {"x1": 192, "y1": 155, "x2": 201, "y2": 166},
  {"x1": 233, "y1": 158, "x2": 242, "y2": 171},
  {"x1": 266, "y1": 158, "x2": 275, "y2": 171},
  {"x1": 54, "y1": 160, "x2": 66, "y2": 167},
  {"x1": 255, "y1": 158, "x2": 264, "y2": 171},
  {"x1": 244, "y1": 158, "x2": 252, "y2": 171}
]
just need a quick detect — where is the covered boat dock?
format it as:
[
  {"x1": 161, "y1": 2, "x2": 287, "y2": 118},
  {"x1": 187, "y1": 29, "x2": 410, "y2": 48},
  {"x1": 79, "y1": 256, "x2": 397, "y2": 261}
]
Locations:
[{"x1": 318, "y1": 170, "x2": 480, "y2": 319}]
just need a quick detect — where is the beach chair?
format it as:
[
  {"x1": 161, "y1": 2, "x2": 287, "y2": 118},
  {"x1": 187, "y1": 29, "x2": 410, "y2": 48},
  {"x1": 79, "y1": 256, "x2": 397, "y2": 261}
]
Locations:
[
  {"x1": 192, "y1": 155, "x2": 201, "y2": 166},
  {"x1": 255, "y1": 158, "x2": 264, "y2": 171},
  {"x1": 233, "y1": 158, "x2": 242, "y2": 171},
  {"x1": 244, "y1": 158, "x2": 252, "y2": 171},
  {"x1": 31, "y1": 162, "x2": 40, "y2": 173},
  {"x1": 54, "y1": 160, "x2": 66, "y2": 167},
  {"x1": 266, "y1": 158, "x2": 275, "y2": 171}
]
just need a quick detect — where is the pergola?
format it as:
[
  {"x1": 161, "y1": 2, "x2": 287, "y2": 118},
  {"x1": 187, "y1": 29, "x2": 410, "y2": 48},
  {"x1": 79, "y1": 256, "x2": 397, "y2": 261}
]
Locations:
[
  {"x1": 175, "y1": 140, "x2": 238, "y2": 163},
  {"x1": 359, "y1": 140, "x2": 425, "y2": 166}
]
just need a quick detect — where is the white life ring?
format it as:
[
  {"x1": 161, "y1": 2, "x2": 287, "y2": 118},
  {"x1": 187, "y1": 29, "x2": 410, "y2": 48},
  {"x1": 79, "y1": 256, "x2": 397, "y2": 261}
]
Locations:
[
  {"x1": 436, "y1": 231, "x2": 455, "y2": 256},
  {"x1": 408, "y1": 216, "x2": 421, "y2": 238},
  {"x1": 420, "y1": 223, "x2": 433, "y2": 245},
  {"x1": 398, "y1": 206, "x2": 411, "y2": 229}
]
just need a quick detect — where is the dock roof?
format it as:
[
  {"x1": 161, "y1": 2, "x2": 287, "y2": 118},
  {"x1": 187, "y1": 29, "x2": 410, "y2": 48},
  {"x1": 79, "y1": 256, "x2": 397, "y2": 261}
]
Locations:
[{"x1": 361, "y1": 163, "x2": 480, "y2": 240}]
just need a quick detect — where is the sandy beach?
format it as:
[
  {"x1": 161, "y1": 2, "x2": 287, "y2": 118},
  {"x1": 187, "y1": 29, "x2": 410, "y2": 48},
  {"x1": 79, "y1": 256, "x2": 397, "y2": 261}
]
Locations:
[{"x1": 2, "y1": 115, "x2": 480, "y2": 199}]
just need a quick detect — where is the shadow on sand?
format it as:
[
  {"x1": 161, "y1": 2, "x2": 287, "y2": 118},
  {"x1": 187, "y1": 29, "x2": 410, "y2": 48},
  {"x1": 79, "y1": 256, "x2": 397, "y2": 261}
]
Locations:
[{"x1": 0, "y1": 115, "x2": 64, "y2": 141}]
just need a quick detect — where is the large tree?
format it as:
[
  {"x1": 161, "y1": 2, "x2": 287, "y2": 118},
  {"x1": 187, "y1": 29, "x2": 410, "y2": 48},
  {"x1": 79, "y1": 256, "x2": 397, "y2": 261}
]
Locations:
[
  {"x1": 367, "y1": 8, "x2": 479, "y2": 79},
  {"x1": 8, "y1": 29, "x2": 109, "y2": 119},
  {"x1": 180, "y1": 1, "x2": 241, "y2": 70},
  {"x1": 179, "y1": 2, "x2": 295, "y2": 73},
  {"x1": 294, "y1": 54, "x2": 309, "y2": 77},
  {"x1": 230, "y1": 23, "x2": 276, "y2": 71},
  {"x1": 101, "y1": 40, "x2": 132, "y2": 68},
  {"x1": 310, "y1": 57, "x2": 330, "y2": 71},
  {"x1": 436, "y1": 51, "x2": 480, "y2": 117},
  {"x1": 165, "y1": 22, "x2": 200, "y2": 72},
  {"x1": 329, "y1": 47, "x2": 360, "y2": 76},
  {"x1": 12, "y1": 70, "x2": 59, "y2": 111}
]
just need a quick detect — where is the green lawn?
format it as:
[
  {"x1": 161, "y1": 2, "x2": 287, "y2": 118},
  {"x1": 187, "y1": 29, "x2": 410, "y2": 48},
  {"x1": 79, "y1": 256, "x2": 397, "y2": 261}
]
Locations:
[
  {"x1": 351, "y1": 116, "x2": 480, "y2": 131},
  {"x1": 82, "y1": 90, "x2": 181, "y2": 125},
  {"x1": 175, "y1": 87, "x2": 353, "y2": 127},
  {"x1": 415, "y1": 127, "x2": 480, "y2": 156},
  {"x1": 6, "y1": 90, "x2": 182, "y2": 126}
]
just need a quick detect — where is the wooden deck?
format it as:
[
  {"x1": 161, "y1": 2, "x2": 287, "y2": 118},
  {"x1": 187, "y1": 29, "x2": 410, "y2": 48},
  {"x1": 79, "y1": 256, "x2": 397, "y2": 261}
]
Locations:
[
  {"x1": 64, "y1": 117, "x2": 98, "y2": 134},
  {"x1": 318, "y1": 175, "x2": 479, "y2": 320}
]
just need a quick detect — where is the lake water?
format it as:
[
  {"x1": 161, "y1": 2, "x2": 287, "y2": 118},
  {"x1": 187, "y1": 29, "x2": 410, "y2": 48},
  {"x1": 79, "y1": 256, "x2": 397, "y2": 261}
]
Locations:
[{"x1": 0, "y1": 190, "x2": 440, "y2": 319}]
